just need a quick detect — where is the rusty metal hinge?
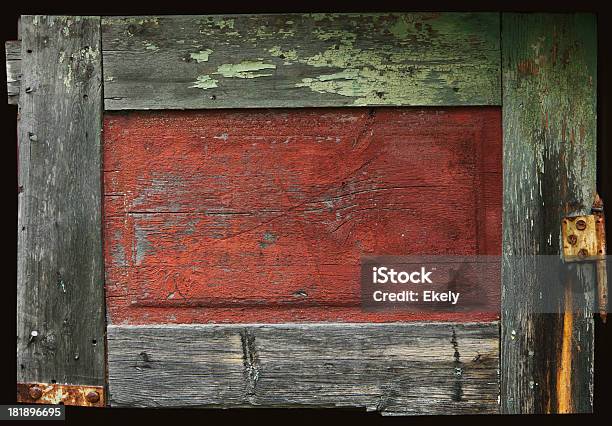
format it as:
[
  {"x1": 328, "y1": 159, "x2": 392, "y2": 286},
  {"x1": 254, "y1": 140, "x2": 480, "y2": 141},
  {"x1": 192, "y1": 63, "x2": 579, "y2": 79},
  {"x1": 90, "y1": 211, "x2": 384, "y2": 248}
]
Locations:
[
  {"x1": 561, "y1": 193, "x2": 608, "y2": 322},
  {"x1": 16, "y1": 382, "x2": 105, "y2": 407}
]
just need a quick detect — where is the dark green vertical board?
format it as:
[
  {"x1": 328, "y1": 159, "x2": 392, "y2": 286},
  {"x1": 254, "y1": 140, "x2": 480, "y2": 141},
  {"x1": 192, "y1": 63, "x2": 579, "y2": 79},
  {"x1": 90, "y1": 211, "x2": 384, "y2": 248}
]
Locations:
[
  {"x1": 501, "y1": 14, "x2": 596, "y2": 413},
  {"x1": 17, "y1": 16, "x2": 105, "y2": 386}
]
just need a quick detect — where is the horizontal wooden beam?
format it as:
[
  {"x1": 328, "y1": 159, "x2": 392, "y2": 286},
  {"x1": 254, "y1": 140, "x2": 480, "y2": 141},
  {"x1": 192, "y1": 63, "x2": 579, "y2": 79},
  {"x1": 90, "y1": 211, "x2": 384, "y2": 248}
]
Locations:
[
  {"x1": 101, "y1": 13, "x2": 501, "y2": 110},
  {"x1": 107, "y1": 322, "x2": 500, "y2": 414}
]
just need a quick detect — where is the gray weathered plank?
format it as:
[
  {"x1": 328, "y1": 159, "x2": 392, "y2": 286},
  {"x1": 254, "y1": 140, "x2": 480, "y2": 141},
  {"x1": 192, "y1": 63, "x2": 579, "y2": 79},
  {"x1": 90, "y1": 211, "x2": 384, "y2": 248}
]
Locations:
[
  {"x1": 108, "y1": 322, "x2": 500, "y2": 414},
  {"x1": 501, "y1": 14, "x2": 596, "y2": 413},
  {"x1": 17, "y1": 15, "x2": 105, "y2": 386},
  {"x1": 6, "y1": 40, "x2": 21, "y2": 105},
  {"x1": 101, "y1": 13, "x2": 501, "y2": 110}
]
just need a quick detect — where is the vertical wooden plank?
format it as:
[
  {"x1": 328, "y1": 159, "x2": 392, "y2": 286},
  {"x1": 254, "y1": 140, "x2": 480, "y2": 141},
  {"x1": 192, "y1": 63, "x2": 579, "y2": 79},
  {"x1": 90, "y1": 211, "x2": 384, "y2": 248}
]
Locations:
[
  {"x1": 17, "y1": 16, "x2": 105, "y2": 386},
  {"x1": 501, "y1": 14, "x2": 597, "y2": 413}
]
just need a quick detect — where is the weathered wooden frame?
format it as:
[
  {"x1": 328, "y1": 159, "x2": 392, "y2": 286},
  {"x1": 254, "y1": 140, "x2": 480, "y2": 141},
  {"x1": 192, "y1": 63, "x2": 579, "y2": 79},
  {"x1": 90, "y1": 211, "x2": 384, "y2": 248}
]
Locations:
[{"x1": 10, "y1": 12, "x2": 597, "y2": 414}]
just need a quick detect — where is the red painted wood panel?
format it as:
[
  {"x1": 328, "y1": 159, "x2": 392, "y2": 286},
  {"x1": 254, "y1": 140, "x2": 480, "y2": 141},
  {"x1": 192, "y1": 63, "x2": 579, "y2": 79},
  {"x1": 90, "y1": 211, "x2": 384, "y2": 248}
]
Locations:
[{"x1": 103, "y1": 108, "x2": 501, "y2": 324}]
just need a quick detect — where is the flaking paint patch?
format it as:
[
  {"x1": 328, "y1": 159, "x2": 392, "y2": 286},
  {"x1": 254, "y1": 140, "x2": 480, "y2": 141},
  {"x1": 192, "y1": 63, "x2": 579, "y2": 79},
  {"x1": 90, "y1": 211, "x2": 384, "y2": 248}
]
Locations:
[
  {"x1": 105, "y1": 16, "x2": 159, "y2": 26},
  {"x1": 191, "y1": 75, "x2": 218, "y2": 90},
  {"x1": 216, "y1": 61, "x2": 276, "y2": 79},
  {"x1": 389, "y1": 16, "x2": 411, "y2": 39},
  {"x1": 104, "y1": 13, "x2": 500, "y2": 107},
  {"x1": 292, "y1": 33, "x2": 485, "y2": 105},
  {"x1": 254, "y1": 26, "x2": 296, "y2": 40},
  {"x1": 62, "y1": 46, "x2": 100, "y2": 90},
  {"x1": 267, "y1": 46, "x2": 298, "y2": 64},
  {"x1": 144, "y1": 42, "x2": 159, "y2": 51},
  {"x1": 190, "y1": 49, "x2": 213, "y2": 63},
  {"x1": 308, "y1": 13, "x2": 340, "y2": 22},
  {"x1": 211, "y1": 17, "x2": 235, "y2": 29},
  {"x1": 135, "y1": 226, "x2": 153, "y2": 265},
  {"x1": 259, "y1": 231, "x2": 278, "y2": 249}
]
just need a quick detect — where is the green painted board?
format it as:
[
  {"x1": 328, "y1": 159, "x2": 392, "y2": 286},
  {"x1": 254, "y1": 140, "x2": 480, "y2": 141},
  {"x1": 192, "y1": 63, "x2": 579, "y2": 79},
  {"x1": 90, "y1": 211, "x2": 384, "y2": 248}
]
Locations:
[{"x1": 101, "y1": 13, "x2": 501, "y2": 110}]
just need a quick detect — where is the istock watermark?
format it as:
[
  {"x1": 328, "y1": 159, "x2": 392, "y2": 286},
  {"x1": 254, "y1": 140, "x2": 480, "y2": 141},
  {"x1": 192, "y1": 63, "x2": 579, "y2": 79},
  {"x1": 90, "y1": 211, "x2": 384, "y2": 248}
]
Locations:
[{"x1": 360, "y1": 255, "x2": 612, "y2": 314}]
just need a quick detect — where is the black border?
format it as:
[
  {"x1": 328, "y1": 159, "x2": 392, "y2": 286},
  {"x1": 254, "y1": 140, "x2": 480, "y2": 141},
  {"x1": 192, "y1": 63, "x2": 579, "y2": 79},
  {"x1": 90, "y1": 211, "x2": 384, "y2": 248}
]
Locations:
[{"x1": 2, "y1": 1, "x2": 611, "y2": 423}]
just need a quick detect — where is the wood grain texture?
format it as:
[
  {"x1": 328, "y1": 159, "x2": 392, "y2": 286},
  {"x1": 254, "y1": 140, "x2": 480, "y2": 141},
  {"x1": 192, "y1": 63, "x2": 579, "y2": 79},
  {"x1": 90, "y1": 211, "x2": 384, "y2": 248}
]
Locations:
[
  {"x1": 17, "y1": 16, "x2": 105, "y2": 386},
  {"x1": 101, "y1": 13, "x2": 501, "y2": 110},
  {"x1": 103, "y1": 108, "x2": 502, "y2": 324},
  {"x1": 6, "y1": 40, "x2": 21, "y2": 105},
  {"x1": 107, "y1": 322, "x2": 500, "y2": 414},
  {"x1": 501, "y1": 14, "x2": 597, "y2": 413}
]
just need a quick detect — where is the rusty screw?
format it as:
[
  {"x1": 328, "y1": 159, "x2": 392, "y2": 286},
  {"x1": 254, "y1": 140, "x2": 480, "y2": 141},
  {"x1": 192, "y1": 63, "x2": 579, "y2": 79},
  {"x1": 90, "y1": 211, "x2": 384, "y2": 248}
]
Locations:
[
  {"x1": 28, "y1": 386, "x2": 42, "y2": 400},
  {"x1": 578, "y1": 249, "x2": 589, "y2": 257},
  {"x1": 85, "y1": 391, "x2": 100, "y2": 404},
  {"x1": 567, "y1": 234, "x2": 578, "y2": 245},
  {"x1": 576, "y1": 219, "x2": 587, "y2": 231}
]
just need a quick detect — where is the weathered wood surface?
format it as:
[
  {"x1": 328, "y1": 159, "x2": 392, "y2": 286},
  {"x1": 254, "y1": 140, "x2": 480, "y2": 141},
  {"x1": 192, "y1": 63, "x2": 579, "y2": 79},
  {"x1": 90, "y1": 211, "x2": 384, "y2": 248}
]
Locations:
[
  {"x1": 103, "y1": 108, "x2": 502, "y2": 324},
  {"x1": 107, "y1": 322, "x2": 500, "y2": 414},
  {"x1": 101, "y1": 13, "x2": 501, "y2": 110},
  {"x1": 17, "y1": 16, "x2": 105, "y2": 386},
  {"x1": 501, "y1": 14, "x2": 597, "y2": 413},
  {"x1": 6, "y1": 40, "x2": 21, "y2": 105}
]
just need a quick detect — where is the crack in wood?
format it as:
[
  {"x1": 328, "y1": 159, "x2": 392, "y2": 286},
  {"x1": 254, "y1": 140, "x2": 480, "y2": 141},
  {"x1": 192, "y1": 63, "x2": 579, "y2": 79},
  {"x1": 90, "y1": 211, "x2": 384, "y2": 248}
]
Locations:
[{"x1": 240, "y1": 328, "x2": 260, "y2": 401}]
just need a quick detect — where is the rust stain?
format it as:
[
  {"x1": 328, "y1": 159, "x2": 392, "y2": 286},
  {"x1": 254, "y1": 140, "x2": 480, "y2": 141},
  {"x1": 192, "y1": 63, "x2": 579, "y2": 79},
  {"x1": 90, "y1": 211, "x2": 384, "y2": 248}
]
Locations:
[
  {"x1": 16, "y1": 382, "x2": 105, "y2": 407},
  {"x1": 556, "y1": 304, "x2": 573, "y2": 413},
  {"x1": 561, "y1": 214, "x2": 601, "y2": 260},
  {"x1": 517, "y1": 59, "x2": 540, "y2": 76}
]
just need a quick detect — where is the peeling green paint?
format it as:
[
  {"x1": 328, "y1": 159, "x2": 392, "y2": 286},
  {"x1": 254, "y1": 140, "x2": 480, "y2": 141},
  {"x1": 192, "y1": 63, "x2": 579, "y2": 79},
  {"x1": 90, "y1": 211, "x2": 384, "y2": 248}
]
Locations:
[
  {"x1": 216, "y1": 61, "x2": 276, "y2": 78},
  {"x1": 389, "y1": 16, "x2": 411, "y2": 39},
  {"x1": 103, "y1": 13, "x2": 501, "y2": 109},
  {"x1": 190, "y1": 49, "x2": 213, "y2": 62},
  {"x1": 144, "y1": 41, "x2": 159, "y2": 51},
  {"x1": 267, "y1": 46, "x2": 298, "y2": 64},
  {"x1": 308, "y1": 13, "x2": 340, "y2": 22},
  {"x1": 313, "y1": 28, "x2": 357, "y2": 43},
  {"x1": 255, "y1": 25, "x2": 296, "y2": 40},
  {"x1": 190, "y1": 75, "x2": 218, "y2": 90},
  {"x1": 211, "y1": 17, "x2": 234, "y2": 29},
  {"x1": 106, "y1": 16, "x2": 159, "y2": 26}
]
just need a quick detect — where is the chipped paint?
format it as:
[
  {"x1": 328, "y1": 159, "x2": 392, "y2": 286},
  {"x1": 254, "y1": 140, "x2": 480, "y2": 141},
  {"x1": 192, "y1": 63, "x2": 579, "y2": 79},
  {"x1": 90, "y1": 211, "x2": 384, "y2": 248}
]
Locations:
[
  {"x1": 63, "y1": 66, "x2": 73, "y2": 89},
  {"x1": 389, "y1": 16, "x2": 411, "y2": 39},
  {"x1": 104, "y1": 16, "x2": 159, "y2": 26},
  {"x1": 211, "y1": 17, "x2": 234, "y2": 29},
  {"x1": 190, "y1": 49, "x2": 213, "y2": 62},
  {"x1": 267, "y1": 46, "x2": 298, "y2": 64},
  {"x1": 190, "y1": 75, "x2": 218, "y2": 90},
  {"x1": 103, "y1": 13, "x2": 501, "y2": 108},
  {"x1": 216, "y1": 61, "x2": 276, "y2": 79},
  {"x1": 144, "y1": 41, "x2": 159, "y2": 51},
  {"x1": 259, "y1": 231, "x2": 278, "y2": 249},
  {"x1": 308, "y1": 13, "x2": 340, "y2": 22}
]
